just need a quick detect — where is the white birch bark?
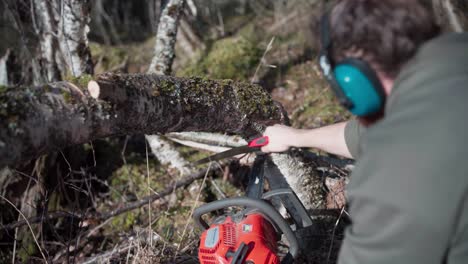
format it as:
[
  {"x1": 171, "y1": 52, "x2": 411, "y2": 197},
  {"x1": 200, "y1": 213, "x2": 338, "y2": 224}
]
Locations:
[
  {"x1": 146, "y1": 0, "x2": 192, "y2": 177},
  {"x1": 32, "y1": 0, "x2": 61, "y2": 83},
  {"x1": 441, "y1": 0, "x2": 463, "y2": 32},
  {"x1": 271, "y1": 153, "x2": 325, "y2": 209},
  {"x1": 186, "y1": 0, "x2": 197, "y2": 16},
  {"x1": 32, "y1": 0, "x2": 92, "y2": 82},
  {"x1": 148, "y1": 0, "x2": 185, "y2": 75},
  {"x1": 58, "y1": 0, "x2": 93, "y2": 77},
  {"x1": 433, "y1": 0, "x2": 467, "y2": 32},
  {"x1": 0, "y1": 50, "x2": 10, "y2": 86}
]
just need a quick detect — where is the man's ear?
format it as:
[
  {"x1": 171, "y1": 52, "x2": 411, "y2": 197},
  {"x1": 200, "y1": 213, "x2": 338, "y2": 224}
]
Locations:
[{"x1": 376, "y1": 71, "x2": 395, "y2": 96}]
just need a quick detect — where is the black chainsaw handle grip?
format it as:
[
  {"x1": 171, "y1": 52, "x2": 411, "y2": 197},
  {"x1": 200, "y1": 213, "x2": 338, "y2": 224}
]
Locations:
[{"x1": 192, "y1": 197, "x2": 299, "y2": 260}]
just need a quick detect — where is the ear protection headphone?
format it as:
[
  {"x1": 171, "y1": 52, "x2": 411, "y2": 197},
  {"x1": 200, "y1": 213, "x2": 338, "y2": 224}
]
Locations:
[{"x1": 318, "y1": 12, "x2": 386, "y2": 116}]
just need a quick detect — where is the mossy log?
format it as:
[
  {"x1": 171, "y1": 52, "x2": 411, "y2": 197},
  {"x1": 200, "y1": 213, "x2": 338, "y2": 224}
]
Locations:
[{"x1": 0, "y1": 73, "x2": 284, "y2": 168}]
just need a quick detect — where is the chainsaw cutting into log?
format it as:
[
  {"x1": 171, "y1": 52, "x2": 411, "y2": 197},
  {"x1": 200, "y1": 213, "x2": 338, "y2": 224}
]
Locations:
[{"x1": 193, "y1": 137, "x2": 316, "y2": 264}]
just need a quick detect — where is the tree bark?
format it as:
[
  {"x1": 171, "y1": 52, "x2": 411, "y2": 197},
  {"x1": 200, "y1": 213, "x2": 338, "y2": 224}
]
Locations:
[
  {"x1": 271, "y1": 153, "x2": 325, "y2": 209},
  {"x1": 32, "y1": 0, "x2": 93, "y2": 82},
  {"x1": 57, "y1": 0, "x2": 94, "y2": 77},
  {"x1": 433, "y1": 0, "x2": 468, "y2": 32},
  {"x1": 32, "y1": 0, "x2": 61, "y2": 83},
  {"x1": 0, "y1": 50, "x2": 10, "y2": 86},
  {"x1": 148, "y1": 0, "x2": 185, "y2": 75},
  {"x1": 0, "y1": 73, "x2": 283, "y2": 169},
  {"x1": 146, "y1": 0, "x2": 194, "y2": 177}
]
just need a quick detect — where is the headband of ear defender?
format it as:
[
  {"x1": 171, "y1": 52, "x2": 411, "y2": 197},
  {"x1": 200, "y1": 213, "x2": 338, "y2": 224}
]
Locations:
[{"x1": 318, "y1": 11, "x2": 386, "y2": 116}]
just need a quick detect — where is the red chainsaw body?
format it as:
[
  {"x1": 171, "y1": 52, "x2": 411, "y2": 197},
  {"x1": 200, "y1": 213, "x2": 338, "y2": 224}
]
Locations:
[{"x1": 198, "y1": 214, "x2": 279, "y2": 264}]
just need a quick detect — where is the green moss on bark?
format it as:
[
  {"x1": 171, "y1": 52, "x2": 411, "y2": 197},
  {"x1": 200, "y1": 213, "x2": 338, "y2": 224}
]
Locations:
[
  {"x1": 234, "y1": 82, "x2": 277, "y2": 116},
  {"x1": 64, "y1": 74, "x2": 94, "y2": 89}
]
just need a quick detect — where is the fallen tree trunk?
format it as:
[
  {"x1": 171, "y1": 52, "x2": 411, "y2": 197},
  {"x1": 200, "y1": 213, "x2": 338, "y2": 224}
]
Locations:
[{"x1": 0, "y1": 73, "x2": 283, "y2": 169}]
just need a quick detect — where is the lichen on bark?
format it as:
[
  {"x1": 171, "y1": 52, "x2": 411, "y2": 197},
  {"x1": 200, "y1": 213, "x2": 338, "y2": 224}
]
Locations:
[{"x1": 0, "y1": 73, "x2": 284, "y2": 169}]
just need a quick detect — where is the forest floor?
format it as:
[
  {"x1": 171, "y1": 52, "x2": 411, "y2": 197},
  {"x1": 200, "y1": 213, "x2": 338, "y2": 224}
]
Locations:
[{"x1": 0, "y1": 6, "x2": 351, "y2": 264}]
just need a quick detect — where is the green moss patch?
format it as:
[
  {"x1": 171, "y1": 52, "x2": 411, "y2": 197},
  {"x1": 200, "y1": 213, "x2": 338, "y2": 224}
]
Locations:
[
  {"x1": 178, "y1": 36, "x2": 262, "y2": 81},
  {"x1": 64, "y1": 74, "x2": 94, "y2": 89},
  {"x1": 110, "y1": 160, "x2": 167, "y2": 200}
]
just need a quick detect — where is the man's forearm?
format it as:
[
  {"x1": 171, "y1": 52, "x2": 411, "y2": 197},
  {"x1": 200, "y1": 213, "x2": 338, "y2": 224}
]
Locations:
[
  {"x1": 293, "y1": 122, "x2": 352, "y2": 159},
  {"x1": 262, "y1": 121, "x2": 354, "y2": 159}
]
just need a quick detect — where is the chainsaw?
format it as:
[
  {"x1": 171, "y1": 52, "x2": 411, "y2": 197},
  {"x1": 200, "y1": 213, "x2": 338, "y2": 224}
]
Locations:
[{"x1": 193, "y1": 139, "x2": 315, "y2": 264}]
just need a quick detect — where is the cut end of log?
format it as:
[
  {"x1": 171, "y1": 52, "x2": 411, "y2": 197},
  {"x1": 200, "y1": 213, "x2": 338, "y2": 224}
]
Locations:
[{"x1": 88, "y1": 81, "x2": 100, "y2": 98}]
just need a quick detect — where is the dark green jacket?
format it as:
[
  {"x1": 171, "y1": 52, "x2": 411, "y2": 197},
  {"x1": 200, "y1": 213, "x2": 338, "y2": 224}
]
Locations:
[{"x1": 340, "y1": 33, "x2": 468, "y2": 264}]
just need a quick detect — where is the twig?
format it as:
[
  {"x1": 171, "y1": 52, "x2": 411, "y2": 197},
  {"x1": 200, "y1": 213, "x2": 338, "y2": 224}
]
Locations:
[
  {"x1": 0, "y1": 194, "x2": 48, "y2": 264},
  {"x1": 2, "y1": 211, "x2": 82, "y2": 231},
  {"x1": 3, "y1": 167, "x2": 217, "y2": 231},
  {"x1": 217, "y1": 9, "x2": 225, "y2": 36},
  {"x1": 89, "y1": 141, "x2": 97, "y2": 167},
  {"x1": 326, "y1": 206, "x2": 346, "y2": 264},
  {"x1": 145, "y1": 141, "x2": 153, "y2": 248},
  {"x1": 81, "y1": 242, "x2": 134, "y2": 264},
  {"x1": 11, "y1": 172, "x2": 34, "y2": 264},
  {"x1": 176, "y1": 162, "x2": 213, "y2": 256},
  {"x1": 251, "y1": 36, "x2": 276, "y2": 83},
  {"x1": 59, "y1": 151, "x2": 72, "y2": 175},
  {"x1": 121, "y1": 135, "x2": 129, "y2": 166},
  {"x1": 99, "y1": 167, "x2": 216, "y2": 220},
  {"x1": 209, "y1": 178, "x2": 226, "y2": 199}
]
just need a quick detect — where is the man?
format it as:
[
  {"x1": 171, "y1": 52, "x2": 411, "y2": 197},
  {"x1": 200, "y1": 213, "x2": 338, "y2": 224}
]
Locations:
[{"x1": 262, "y1": 0, "x2": 468, "y2": 263}]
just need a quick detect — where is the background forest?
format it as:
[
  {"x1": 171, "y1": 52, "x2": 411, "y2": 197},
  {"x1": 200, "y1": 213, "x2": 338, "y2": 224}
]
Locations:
[{"x1": 0, "y1": 0, "x2": 467, "y2": 263}]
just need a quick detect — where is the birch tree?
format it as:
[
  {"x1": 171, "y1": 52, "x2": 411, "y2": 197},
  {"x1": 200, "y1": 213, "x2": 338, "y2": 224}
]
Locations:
[
  {"x1": 32, "y1": 0, "x2": 93, "y2": 82},
  {"x1": 12, "y1": 1, "x2": 93, "y2": 260},
  {"x1": 432, "y1": 0, "x2": 468, "y2": 32},
  {"x1": 57, "y1": 0, "x2": 94, "y2": 77},
  {"x1": 0, "y1": 50, "x2": 10, "y2": 86},
  {"x1": 146, "y1": 0, "x2": 195, "y2": 177},
  {"x1": 32, "y1": 0, "x2": 62, "y2": 83}
]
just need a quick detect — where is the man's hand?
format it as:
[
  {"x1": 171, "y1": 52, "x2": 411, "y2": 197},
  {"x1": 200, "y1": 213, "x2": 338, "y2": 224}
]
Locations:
[{"x1": 261, "y1": 124, "x2": 299, "y2": 153}]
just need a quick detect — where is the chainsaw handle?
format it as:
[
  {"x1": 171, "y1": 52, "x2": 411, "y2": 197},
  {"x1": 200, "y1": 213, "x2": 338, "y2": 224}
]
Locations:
[
  {"x1": 193, "y1": 197, "x2": 299, "y2": 260},
  {"x1": 248, "y1": 136, "x2": 269, "y2": 148}
]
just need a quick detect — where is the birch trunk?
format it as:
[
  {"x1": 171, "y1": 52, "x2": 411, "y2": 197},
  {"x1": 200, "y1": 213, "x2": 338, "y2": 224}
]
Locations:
[
  {"x1": 148, "y1": 0, "x2": 185, "y2": 76},
  {"x1": 32, "y1": 0, "x2": 61, "y2": 83},
  {"x1": 146, "y1": 0, "x2": 193, "y2": 177},
  {"x1": 57, "y1": 0, "x2": 94, "y2": 77},
  {"x1": 32, "y1": 0, "x2": 93, "y2": 82},
  {"x1": 0, "y1": 50, "x2": 10, "y2": 86},
  {"x1": 433, "y1": 0, "x2": 468, "y2": 32}
]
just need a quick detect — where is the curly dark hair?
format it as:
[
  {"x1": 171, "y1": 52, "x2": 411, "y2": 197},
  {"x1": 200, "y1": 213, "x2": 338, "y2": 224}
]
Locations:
[{"x1": 329, "y1": 0, "x2": 440, "y2": 78}]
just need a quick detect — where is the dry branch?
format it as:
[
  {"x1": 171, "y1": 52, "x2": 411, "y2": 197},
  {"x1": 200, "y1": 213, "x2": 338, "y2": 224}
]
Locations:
[
  {"x1": 0, "y1": 73, "x2": 282, "y2": 169},
  {"x1": 3, "y1": 166, "x2": 216, "y2": 230},
  {"x1": 99, "y1": 167, "x2": 214, "y2": 220}
]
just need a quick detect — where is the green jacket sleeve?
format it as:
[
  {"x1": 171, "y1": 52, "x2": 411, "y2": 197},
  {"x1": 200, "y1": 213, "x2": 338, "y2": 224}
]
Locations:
[{"x1": 344, "y1": 119, "x2": 364, "y2": 159}]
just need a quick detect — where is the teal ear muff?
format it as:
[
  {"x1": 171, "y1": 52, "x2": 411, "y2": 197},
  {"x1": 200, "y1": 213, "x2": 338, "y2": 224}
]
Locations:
[
  {"x1": 319, "y1": 11, "x2": 386, "y2": 116},
  {"x1": 334, "y1": 58, "x2": 385, "y2": 116}
]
